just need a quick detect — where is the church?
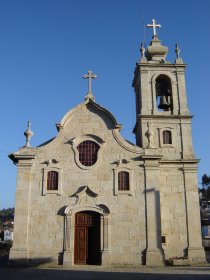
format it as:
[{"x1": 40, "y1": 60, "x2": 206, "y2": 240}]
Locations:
[{"x1": 9, "y1": 20, "x2": 205, "y2": 266}]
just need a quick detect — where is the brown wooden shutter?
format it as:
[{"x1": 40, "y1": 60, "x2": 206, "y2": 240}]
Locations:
[
  {"x1": 118, "y1": 171, "x2": 129, "y2": 191},
  {"x1": 163, "y1": 130, "x2": 172, "y2": 144},
  {"x1": 47, "y1": 171, "x2": 58, "y2": 190}
]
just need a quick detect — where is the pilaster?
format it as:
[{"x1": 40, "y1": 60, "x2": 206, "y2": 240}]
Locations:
[
  {"x1": 182, "y1": 165, "x2": 206, "y2": 263},
  {"x1": 9, "y1": 148, "x2": 36, "y2": 263},
  {"x1": 63, "y1": 214, "x2": 73, "y2": 266},
  {"x1": 176, "y1": 69, "x2": 189, "y2": 115},
  {"x1": 101, "y1": 215, "x2": 110, "y2": 266},
  {"x1": 142, "y1": 151, "x2": 165, "y2": 266},
  {"x1": 180, "y1": 118, "x2": 195, "y2": 159}
]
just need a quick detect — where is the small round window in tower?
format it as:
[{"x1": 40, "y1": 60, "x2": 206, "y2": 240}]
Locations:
[{"x1": 77, "y1": 141, "x2": 100, "y2": 166}]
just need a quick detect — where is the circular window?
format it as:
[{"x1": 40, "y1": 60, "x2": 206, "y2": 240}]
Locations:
[{"x1": 77, "y1": 141, "x2": 100, "y2": 166}]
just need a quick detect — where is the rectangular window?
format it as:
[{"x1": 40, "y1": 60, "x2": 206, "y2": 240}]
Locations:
[
  {"x1": 163, "y1": 130, "x2": 172, "y2": 144},
  {"x1": 118, "y1": 171, "x2": 129, "y2": 191},
  {"x1": 162, "y1": 235, "x2": 166, "y2": 244},
  {"x1": 47, "y1": 171, "x2": 58, "y2": 190}
]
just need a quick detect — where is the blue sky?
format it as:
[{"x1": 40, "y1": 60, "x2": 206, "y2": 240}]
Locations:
[{"x1": 0, "y1": 0, "x2": 210, "y2": 209}]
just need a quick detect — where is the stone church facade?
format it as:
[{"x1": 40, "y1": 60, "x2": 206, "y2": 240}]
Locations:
[{"x1": 9, "y1": 21, "x2": 205, "y2": 266}]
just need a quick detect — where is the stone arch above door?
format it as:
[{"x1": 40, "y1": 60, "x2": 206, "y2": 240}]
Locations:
[
  {"x1": 62, "y1": 186, "x2": 110, "y2": 266},
  {"x1": 65, "y1": 204, "x2": 109, "y2": 217},
  {"x1": 64, "y1": 185, "x2": 110, "y2": 216}
]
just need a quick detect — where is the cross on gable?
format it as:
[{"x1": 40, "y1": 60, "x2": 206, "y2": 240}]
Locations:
[
  {"x1": 147, "y1": 19, "x2": 161, "y2": 37},
  {"x1": 83, "y1": 70, "x2": 97, "y2": 94}
]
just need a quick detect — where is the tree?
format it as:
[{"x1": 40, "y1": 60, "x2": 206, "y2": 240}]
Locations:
[
  {"x1": 201, "y1": 174, "x2": 210, "y2": 201},
  {"x1": 0, "y1": 208, "x2": 15, "y2": 224}
]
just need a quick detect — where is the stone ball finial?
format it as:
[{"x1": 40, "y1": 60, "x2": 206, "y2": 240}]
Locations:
[{"x1": 24, "y1": 121, "x2": 34, "y2": 148}]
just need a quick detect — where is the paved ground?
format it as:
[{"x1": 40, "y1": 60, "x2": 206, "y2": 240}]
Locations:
[
  {"x1": 0, "y1": 265, "x2": 210, "y2": 280},
  {"x1": 0, "y1": 251, "x2": 209, "y2": 279}
]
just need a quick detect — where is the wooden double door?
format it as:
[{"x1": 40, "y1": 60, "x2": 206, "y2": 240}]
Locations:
[{"x1": 74, "y1": 211, "x2": 101, "y2": 265}]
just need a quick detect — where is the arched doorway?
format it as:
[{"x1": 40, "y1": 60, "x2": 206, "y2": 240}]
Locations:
[{"x1": 74, "y1": 211, "x2": 101, "y2": 265}]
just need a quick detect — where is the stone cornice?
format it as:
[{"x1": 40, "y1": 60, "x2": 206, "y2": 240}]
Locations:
[
  {"x1": 159, "y1": 159, "x2": 200, "y2": 164},
  {"x1": 137, "y1": 114, "x2": 193, "y2": 119},
  {"x1": 8, "y1": 148, "x2": 37, "y2": 165},
  {"x1": 141, "y1": 155, "x2": 162, "y2": 160},
  {"x1": 137, "y1": 62, "x2": 186, "y2": 68}
]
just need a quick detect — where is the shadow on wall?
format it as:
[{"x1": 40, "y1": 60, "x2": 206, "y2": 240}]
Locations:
[
  {"x1": 6, "y1": 257, "x2": 54, "y2": 268},
  {"x1": 0, "y1": 242, "x2": 12, "y2": 267},
  {"x1": 0, "y1": 243, "x2": 53, "y2": 268},
  {"x1": 205, "y1": 249, "x2": 210, "y2": 263}
]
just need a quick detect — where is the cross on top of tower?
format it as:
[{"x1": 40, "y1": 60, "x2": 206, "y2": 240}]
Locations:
[
  {"x1": 147, "y1": 19, "x2": 161, "y2": 38},
  {"x1": 83, "y1": 70, "x2": 97, "y2": 101}
]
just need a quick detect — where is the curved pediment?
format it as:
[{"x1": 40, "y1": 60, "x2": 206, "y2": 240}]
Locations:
[{"x1": 56, "y1": 98, "x2": 121, "y2": 131}]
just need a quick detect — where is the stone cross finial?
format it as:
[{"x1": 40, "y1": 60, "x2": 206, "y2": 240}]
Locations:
[
  {"x1": 175, "y1": 43, "x2": 180, "y2": 59},
  {"x1": 24, "y1": 121, "x2": 33, "y2": 148},
  {"x1": 140, "y1": 42, "x2": 146, "y2": 58},
  {"x1": 147, "y1": 19, "x2": 161, "y2": 37},
  {"x1": 83, "y1": 70, "x2": 97, "y2": 100}
]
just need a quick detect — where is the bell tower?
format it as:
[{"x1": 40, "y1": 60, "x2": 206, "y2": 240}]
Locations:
[
  {"x1": 133, "y1": 20, "x2": 206, "y2": 265},
  {"x1": 132, "y1": 19, "x2": 193, "y2": 160}
]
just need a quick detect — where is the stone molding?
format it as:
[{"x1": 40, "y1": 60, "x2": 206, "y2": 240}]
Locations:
[
  {"x1": 112, "y1": 128, "x2": 143, "y2": 154},
  {"x1": 42, "y1": 163, "x2": 63, "y2": 196},
  {"x1": 69, "y1": 134, "x2": 106, "y2": 170},
  {"x1": 57, "y1": 98, "x2": 119, "y2": 130},
  {"x1": 113, "y1": 160, "x2": 133, "y2": 196}
]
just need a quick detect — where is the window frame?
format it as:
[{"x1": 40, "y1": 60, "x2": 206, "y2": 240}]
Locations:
[
  {"x1": 159, "y1": 127, "x2": 174, "y2": 148},
  {"x1": 118, "y1": 171, "x2": 130, "y2": 191},
  {"x1": 70, "y1": 135, "x2": 106, "y2": 170},
  {"x1": 113, "y1": 164, "x2": 133, "y2": 196},
  {"x1": 42, "y1": 166, "x2": 62, "y2": 195},
  {"x1": 77, "y1": 140, "x2": 100, "y2": 167},
  {"x1": 47, "y1": 170, "x2": 59, "y2": 191},
  {"x1": 162, "y1": 130, "x2": 172, "y2": 145}
]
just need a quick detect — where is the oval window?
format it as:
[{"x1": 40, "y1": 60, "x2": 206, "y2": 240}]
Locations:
[{"x1": 77, "y1": 141, "x2": 100, "y2": 166}]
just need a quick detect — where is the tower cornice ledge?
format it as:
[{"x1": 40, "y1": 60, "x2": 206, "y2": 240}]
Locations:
[
  {"x1": 138, "y1": 114, "x2": 193, "y2": 119},
  {"x1": 141, "y1": 154, "x2": 163, "y2": 160},
  {"x1": 137, "y1": 62, "x2": 186, "y2": 67}
]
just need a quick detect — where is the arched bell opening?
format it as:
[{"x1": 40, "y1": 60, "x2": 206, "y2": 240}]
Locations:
[{"x1": 155, "y1": 75, "x2": 173, "y2": 112}]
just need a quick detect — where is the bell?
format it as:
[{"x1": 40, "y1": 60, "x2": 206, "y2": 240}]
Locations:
[{"x1": 158, "y1": 95, "x2": 170, "y2": 110}]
